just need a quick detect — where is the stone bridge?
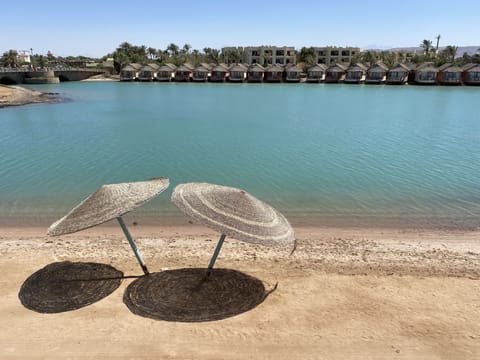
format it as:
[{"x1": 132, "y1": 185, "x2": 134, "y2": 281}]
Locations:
[{"x1": 0, "y1": 68, "x2": 105, "y2": 84}]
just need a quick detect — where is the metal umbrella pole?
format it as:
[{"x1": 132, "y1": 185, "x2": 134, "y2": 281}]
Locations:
[
  {"x1": 206, "y1": 234, "x2": 226, "y2": 276},
  {"x1": 117, "y1": 217, "x2": 149, "y2": 275}
]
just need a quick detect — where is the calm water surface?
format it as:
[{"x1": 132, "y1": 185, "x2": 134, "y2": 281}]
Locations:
[{"x1": 1, "y1": 82, "x2": 479, "y2": 228}]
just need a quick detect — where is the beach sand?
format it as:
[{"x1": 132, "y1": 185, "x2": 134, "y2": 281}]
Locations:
[
  {"x1": 0, "y1": 85, "x2": 59, "y2": 108},
  {"x1": 1, "y1": 223, "x2": 479, "y2": 359}
]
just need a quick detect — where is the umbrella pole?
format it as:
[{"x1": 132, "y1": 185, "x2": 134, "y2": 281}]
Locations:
[
  {"x1": 206, "y1": 234, "x2": 226, "y2": 276},
  {"x1": 116, "y1": 217, "x2": 149, "y2": 275}
]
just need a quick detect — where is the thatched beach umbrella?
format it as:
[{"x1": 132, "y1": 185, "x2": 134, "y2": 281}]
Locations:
[
  {"x1": 171, "y1": 182, "x2": 294, "y2": 275},
  {"x1": 48, "y1": 177, "x2": 169, "y2": 274}
]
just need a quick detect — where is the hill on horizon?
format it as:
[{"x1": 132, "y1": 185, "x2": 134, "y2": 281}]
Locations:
[{"x1": 367, "y1": 46, "x2": 480, "y2": 57}]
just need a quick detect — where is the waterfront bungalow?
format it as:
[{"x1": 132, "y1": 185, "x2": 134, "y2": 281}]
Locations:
[
  {"x1": 365, "y1": 63, "x2": 389, "y2": 84},
  {"x1": 264, "y1": 64, "x2": 284, "y2": 82},
  {"x1": 229, "y1": 64, "x2": 248, "y2": 82},
  {"x1": 138, "y1": 63, "x2": 160, "y2": 81},
  {"x1": 306, "y1": 64, "x2": 327, "y2": 83},
  {"x1": 156, "y1": 63, "x2": 176, "y2": 81},
  {"x1": 344, "y1": 63, "x2": 368, "y2": 84},
  {"x1": 247, "y1": 63, "x2": 265, "y2": 82},
  {"x1": 210, "y1": 63, "x2": 229, "y2": 82},
  {"x1": 386, "y1": 63, "x2": 410, "y2": 85},
  {"x1": 462, "y1": 63, "x2": 480, "y2": 85},
  {"x1": 192, "y1": 64, "x2": 211, "y2": 82},
  {"x1": 414, "y1": 62, "x2": 438, "y2": 85},
  {"x1": 174, "y1": 63, "x2": 194, "y2": 82},
  {"x1": 437, "y1": 63, "x2": 463, "y2": 85},
  {"x1": 324, "y1": 63, "x2": 347, "y2": 83},
  {"x1": 284, "y1": 64, "x2": 303, "y2": 82},
  {"x1": 120, "y1": 63, "x2": 142, "y2": 81}
]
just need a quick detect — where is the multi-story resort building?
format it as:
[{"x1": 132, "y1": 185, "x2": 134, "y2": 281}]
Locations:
[
  {"x1": 313, "y1": 47, "x2": 361, "y2": 66},
  {"x1": 222, "y1": 46, "x2": 296, "y2": 66}
]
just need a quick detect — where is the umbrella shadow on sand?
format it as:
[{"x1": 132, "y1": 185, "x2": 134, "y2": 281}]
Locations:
[
  {"x1": 123, "y1": 268, "x2": 277, "y2": 322},
  {"x1": 18, "y1": 261, "x2": 134, "y2": 313}
]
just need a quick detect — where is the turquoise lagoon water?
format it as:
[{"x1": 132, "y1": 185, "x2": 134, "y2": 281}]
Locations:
[{"x1": 1, "y1": 82, "x2": 480, "y2": 228}]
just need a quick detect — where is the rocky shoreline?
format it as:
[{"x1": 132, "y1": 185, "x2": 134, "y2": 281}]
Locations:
[{"x1": 0, "y1": 85, "x2": 61, "y2": 108}]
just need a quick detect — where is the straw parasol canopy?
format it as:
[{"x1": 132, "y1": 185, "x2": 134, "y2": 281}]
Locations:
[
  {"x1": 171, "y1": 182, "x2": 294, "y2": 246},
  {"x1": 48, "y1": 177, "x2": 169, "y2": 236}
]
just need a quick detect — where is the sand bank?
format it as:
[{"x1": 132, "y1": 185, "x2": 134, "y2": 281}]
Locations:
[
  {"x1": 0, "y1": 85, "x2": 60, "y2": 108},
  {"x1": 1, "y1": 224, "x2": 479, "y2": 359},
  {"x1": 81, "y1": 74, "x2": 120, "y2": 82}
]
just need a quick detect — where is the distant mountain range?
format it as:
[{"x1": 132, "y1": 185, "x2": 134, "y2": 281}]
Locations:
[{"x1": 366, "y1": 46, "x2": 480, "y2": 56}]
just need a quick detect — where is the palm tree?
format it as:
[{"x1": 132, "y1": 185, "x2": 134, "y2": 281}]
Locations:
[
  {"x1": 203, "y1": 48, "x2": 220, "y2": 64},
  {"x1": 1, "y1": 50, "x2": 18, "y2": 67},
  {"x1": 442, "y1": 45, "x2": 458, "y2": 63},
  {"x1": 221, "y1": 48, "x2": 243, "y2": 64},
  {"x1": 181, "y1": 44, "x2": 191, "y2": 55},
  {"x1": 147, "y1": 47, "x2": 157, "y2": 60},
  {"x1": 420, "y1": 39, "x2": 433, "y2": 56},
  {"x1": 166, "y1": 43, "x2": 179, "y2": 57}
]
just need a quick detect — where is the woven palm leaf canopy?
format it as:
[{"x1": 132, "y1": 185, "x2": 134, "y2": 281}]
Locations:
[
  {"x1": 171, "y1": 182, "x2": 294, "y2": 275},
  {"x1": 48, "y1": 177, "x2": 170, "y2": 275}
]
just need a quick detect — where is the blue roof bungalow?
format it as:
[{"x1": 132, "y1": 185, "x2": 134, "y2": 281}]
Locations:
[
  {"x1": 462, "y1": 63, "x2": 480, "y2": 86},
  {"x1": 192, "y1": 63, "x2": 211, "y2": 82},
  {"x1": 284, "y1": 64, "x2": 303, "y2": 82},
  {"x1": 365, "y1": 63, "x2": 389, "y2": 84},
  {"x1": 344, "y1": 63, "x2": 368, "y2": 84},
  {"x1": 138, "y1": 63, "x2": 160, "y2": 81},
  {"x1": 386, "y1": 63, "x2": 410, "y2": 85},
  {"x1": 325, "y1": 63, "x2": 347, "y2": 83},
  {"x1": 156, "y1": 63, "x2": 176, "y2": 81},
  {"x1": 437, "y1": 63, "x2": 463, "y2": 85},
  {"x1": 247, "y1": 63, "x2": 265, "y2": 82},
  {"x1": 306, "y1": 64, "x2": 327, "y2": 83},
  {"x1": 120, "y1": 63, "x2": 142, "y2": 81},
  {"x1": 210, "y1": 63, "x2": 229, "y2": 82},
  {"x1": 414, "y1": 62, "x2": 438, "y2": 85},
  {"x1": 228, "y1": 64, "x2": 247, "y2": 82},
  {"x1": 264, "y1": 64, "x2": 284, "y2": 82},
  {"x1": 174, "y1": 63, "x2": 194, "y2": 82}
]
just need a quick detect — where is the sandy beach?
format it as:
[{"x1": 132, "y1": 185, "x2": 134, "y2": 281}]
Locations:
[
  {"x1": 0, "y1": 85, "x2": 59, "y2": 108},
  {"x1": 1, "y1": 223, "x2": 479, "y2": 359}
]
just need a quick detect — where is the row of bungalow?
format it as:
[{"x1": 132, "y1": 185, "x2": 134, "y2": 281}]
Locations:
[{"x1": 120, "y1": 62, "x2": 480, "y2": 86}]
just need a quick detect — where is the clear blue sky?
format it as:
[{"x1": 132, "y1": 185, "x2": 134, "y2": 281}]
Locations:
[{"x1": 3, "y1": 0, "x2": 479, "y2": 57}]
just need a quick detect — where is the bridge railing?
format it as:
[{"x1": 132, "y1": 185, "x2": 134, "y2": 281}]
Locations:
[{"x1": 0, "y1": 67, "x2": 104, "y2": 73}]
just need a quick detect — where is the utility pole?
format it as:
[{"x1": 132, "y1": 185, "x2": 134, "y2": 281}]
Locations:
[{"x1": 435, "y1": 34, "x2": 441, "y2": 55}]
